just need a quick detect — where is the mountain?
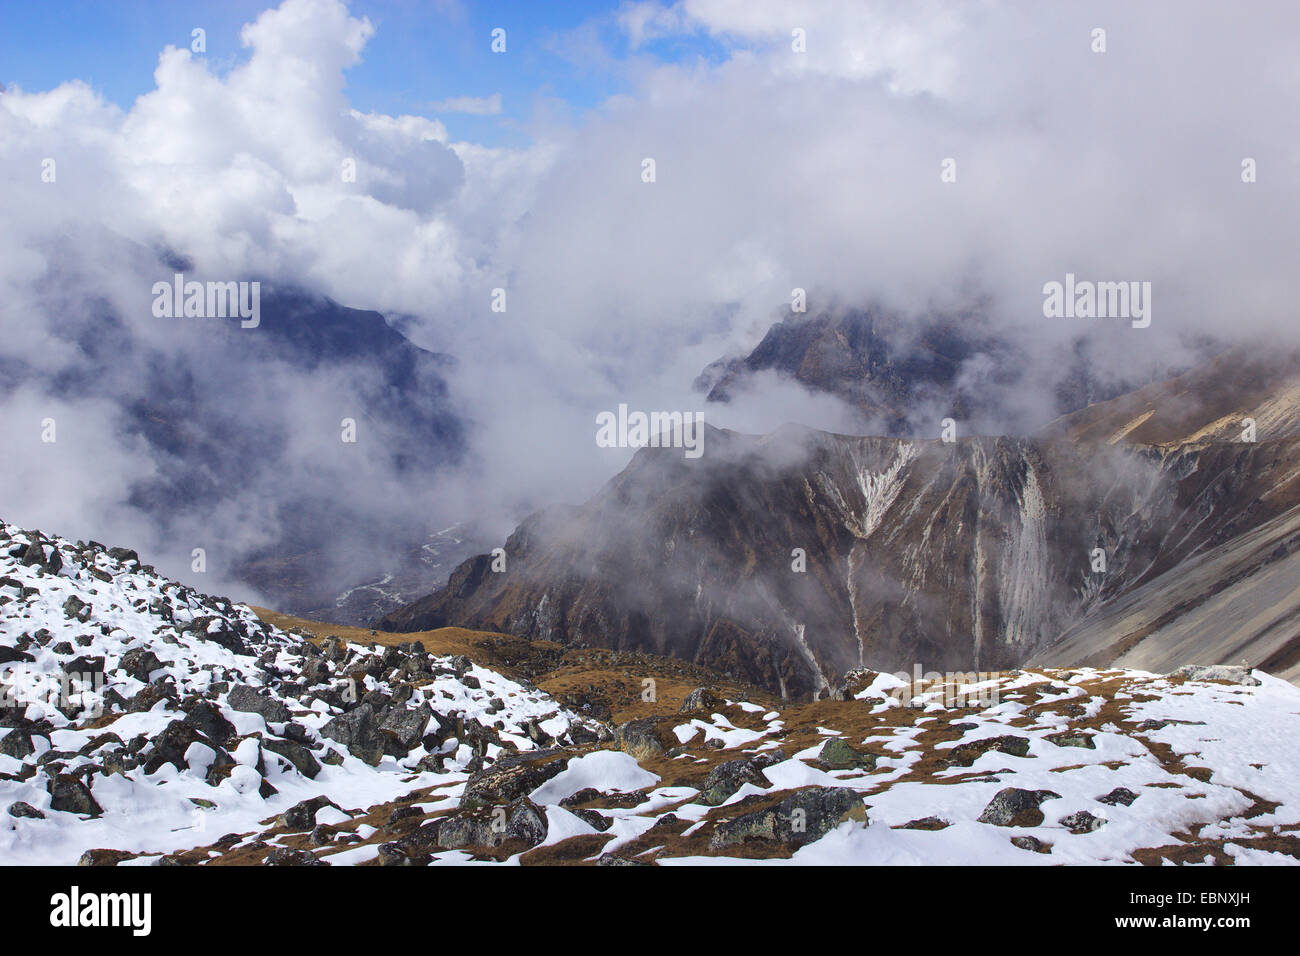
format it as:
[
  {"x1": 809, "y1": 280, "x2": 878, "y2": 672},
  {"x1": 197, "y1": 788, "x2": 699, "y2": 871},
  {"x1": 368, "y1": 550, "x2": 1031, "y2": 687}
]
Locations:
[
  {"x1": 696, "y1": 306, "x2": 1186, "y2": 435},
  {"x1": 1039, "y1": 346, "x2": 1300, "y2": 446},
  {"x1": 3, "y1": 257, "x2": 468, "y2": 620},
  {"x1": 383, "y1": 351, "x2": 1300, "y2": 699},
  {"x1": 5, "y1": 516, "x2": 1298, "y2": 866}
]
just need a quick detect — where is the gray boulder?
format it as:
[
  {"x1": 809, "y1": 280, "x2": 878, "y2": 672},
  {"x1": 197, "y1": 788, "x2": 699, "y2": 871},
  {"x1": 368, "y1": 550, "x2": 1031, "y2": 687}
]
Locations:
[
  {"x1": 976, "y1": 787, "x2": 1061, "y2": 827},
  {"x1": 709, "y1": 787, "x2": 865, "y2": 851},
  {"x1": 227, "y1": 684, "x2": 292, "y2": 725}
]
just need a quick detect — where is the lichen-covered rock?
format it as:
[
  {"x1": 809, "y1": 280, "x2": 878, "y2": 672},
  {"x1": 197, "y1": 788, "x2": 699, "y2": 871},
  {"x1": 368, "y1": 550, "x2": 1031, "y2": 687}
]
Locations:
[
  {"x1": 709, "y1": 786, "x2": 866, "y2": 851},
  {"x1": 976, "y1": 788, "x2": 1060, "y2": 827}
]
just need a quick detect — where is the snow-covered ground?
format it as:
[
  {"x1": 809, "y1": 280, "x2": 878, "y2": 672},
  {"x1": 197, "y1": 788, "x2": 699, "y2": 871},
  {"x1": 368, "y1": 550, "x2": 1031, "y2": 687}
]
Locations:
[
  {"x1": 3, "y1": 517, "x2": 1297, "y2": 866},
  {"x1": 0, "y1": 520, "x2": 601, "y2": 865}
]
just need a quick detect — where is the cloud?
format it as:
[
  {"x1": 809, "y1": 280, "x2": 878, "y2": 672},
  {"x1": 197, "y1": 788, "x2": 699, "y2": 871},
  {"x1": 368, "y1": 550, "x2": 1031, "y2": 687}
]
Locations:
[
  {"x1": 430, "y1": 93, "x2": 503, "y2": 116},
  {"x1": 2, "y1": 0, "x2": 1299, "y2": 608}
]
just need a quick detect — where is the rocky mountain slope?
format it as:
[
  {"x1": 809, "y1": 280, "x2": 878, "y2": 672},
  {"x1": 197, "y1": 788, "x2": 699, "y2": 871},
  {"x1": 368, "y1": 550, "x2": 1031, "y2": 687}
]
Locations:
[
  {"x1": 5, "y1": 529, "x2": 1297, "y2": 866},
  {"x1": 1040, "y1": 346, "x2": 1300, "y2": 446},
  {"x1": 0, "y1": 519, "x2": 603, "y2": 865},
  {"x1": 382, "y1": 418, "x2": 1300, "y2": 699}
]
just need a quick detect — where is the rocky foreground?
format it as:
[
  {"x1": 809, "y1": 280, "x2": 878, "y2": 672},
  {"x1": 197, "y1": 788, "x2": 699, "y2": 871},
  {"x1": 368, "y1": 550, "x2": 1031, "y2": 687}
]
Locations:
[{"x1": 2, "y1": 519, "x2": 1298, "y2": 866}]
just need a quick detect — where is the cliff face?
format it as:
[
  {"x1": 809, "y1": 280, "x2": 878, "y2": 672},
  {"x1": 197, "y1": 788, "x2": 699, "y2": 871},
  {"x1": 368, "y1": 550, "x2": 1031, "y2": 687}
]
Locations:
[{"x1": 381, "y1": 423, "x2": 1300, "y2": 699}]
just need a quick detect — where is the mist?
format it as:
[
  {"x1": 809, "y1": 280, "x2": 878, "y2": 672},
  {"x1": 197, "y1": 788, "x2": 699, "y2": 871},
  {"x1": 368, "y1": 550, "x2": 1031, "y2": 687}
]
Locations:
[{"x1": 1, "y1": 0, "x2": 1297, "y2": 610}]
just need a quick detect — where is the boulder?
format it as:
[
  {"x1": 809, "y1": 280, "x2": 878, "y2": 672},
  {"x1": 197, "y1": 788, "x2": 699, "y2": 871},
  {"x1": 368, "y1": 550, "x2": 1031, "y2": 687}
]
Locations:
[
  {"x1": 1059, "y1": 810, "x2": 1107, "y2": 834},
  {"x1": 279, "y1": 796, "x2": 340, "y2": 831},
  {"x1": 226, "y1": 684, "x2": 292, "y2": 725},
  {"x1": 709, "y1": 787, "x2": 866, "y2": 851},
  {"x1": 615, "y1": 718, "x2": 669, "y2": 761},
  {"x1": 460, "y1": 749, "x2": 570, "y2": 808},
  {"x1": 435, "y1": 797, "x2": 548, "y2": 852},
  {"x1": 1011, "y1": 835, "x2": 1052, "y2": 853},
  {"x1": 697, "y1": 752, "x2": 786, "y2": 806},
  {"x1": 264, "y1": 848, "x2": 327, "y2": 866},
  {"x1": 379, "y1": 704, "x2": 432, "y2": 756},
  {"x1": 263, "y1": 738, "x2": 322, "y2": 780},
  {"x1": 679, "y1": 687, "x2": 724, "y2": 714},
  {"x1": 181, "y1": 699, "x2": 237, "y2": 748},
  {"x1": 320, "y1": 703, "x2": 385, "y2": 766},
  {"x1": 119, "y1": 648, "x2": 164, "y2": 683},
  {"x1": 817, "y1": 738, "x2": 877, "y2": 771},
  {"x1": 1097, "y1": 787, "x2": 1139, "y2": 807},
  {"x1": 48, "y1": 774, "x2": 103, "y2": 816},
  {"x1": 945, "y1": 735, "x2": 1032, "y2": 768},
  {"x1": 976, "y1": 788, "x2": 1060, "y2": 827},
  {"x1": 7, "y1": 801, "x2": 44, "y2": 819},
  {"x1": 1046, "y1": 730, "x2": 1096, "y2": 750}
]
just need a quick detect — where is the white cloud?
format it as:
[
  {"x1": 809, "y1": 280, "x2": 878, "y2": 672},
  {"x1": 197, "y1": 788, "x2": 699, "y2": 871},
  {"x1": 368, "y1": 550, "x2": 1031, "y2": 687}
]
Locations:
[{"x1": 2, "y1": 0, "x2": 1299, "y2": 595}]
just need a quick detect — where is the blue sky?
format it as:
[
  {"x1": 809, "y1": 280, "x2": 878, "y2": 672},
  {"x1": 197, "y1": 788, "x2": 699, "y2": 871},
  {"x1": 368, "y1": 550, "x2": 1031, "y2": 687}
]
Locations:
[{"x1": 0, "y1": 0, "x2": 730, "y2": 145}]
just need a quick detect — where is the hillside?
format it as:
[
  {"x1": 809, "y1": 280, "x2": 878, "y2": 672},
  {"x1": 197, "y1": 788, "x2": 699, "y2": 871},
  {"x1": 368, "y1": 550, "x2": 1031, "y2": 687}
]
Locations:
[{"x1": 381, "y1": 421, "x2": 1300, "y2": 699}]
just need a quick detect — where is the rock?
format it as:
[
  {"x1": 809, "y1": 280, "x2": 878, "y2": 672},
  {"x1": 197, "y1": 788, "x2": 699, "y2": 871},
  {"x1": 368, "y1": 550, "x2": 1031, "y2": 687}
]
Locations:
[
  {"x1": 48, "y1": 774, "x2": 103, "y2": 816},
  {"x1": 62, "y1": 595, "x2": 91, "y2": 622},
  {"x1": 0, "y1": 730, "x2": 36, "y2": 759},
  {"x1": 181, "y1": 699, "x2": 237, "y2": 747},
  {"x1": 78, "y1": 732, "x2": 123, "y2": 756},
  {"x1": 226, "y1": 684, "x2": 292, "y2": 724},
  {"x1": 7, "y1": 801, "x2": 44, "y2": 819},
  {"x1": 816, "y1": 738, "x2": 877, "y2": 771},
  {"x1": 263, "y1": 738, "x2": 322, "y2": 780},
  {"x1": 124, "y1": 680, "x2": 171, "y2": 713},
  {"x1": 435, "y1": 797, "x2": 548, "y2": 852},
  {"x1": 615, "y1": 718, "x2": 669, "y2": 760},
  {"x1": 141, "y1": 720, "x2": 223, "y2": 775},
  {"x1": 377, "y1": 843, "x2": 419, "y2": 866},
  {"x1": 976, "y1": 788, "x2": 1060, "y2": 827},
  {"x1": 829, "y1": 667, "x2": 883, "y2": 701},
  {"x1": 460, "y1": 749, "x2": 570, "y2": 808},
  {"x1": 279, "y1": 796, "x2": 339, "y2": 831},
  {"x1": 1046, "y1": 730, "x2": 1096, "y2": 749},
  {"x1": 679, "y1": 687, "x2": 724, "y2": 713},
  {"x1": 709, "y1": 787, "x2": 866, "y2": 851},
  {"x1": 570, "y1": 808, "x2": 613, "y2": 832},
  {"x1": 23, "y1": 541, "x2": 63, "y2": 574},
  {"x1": 1097, "y1": 787, "x2": 1139, "y2": 807},
  {"x1": 388, "y1": 804, "x2": 424, "y2": 826},
  {"x1": 896, "y1": 816, "x2": 949, "y2": 831},
  {"x1": 1171, "y1": 665, "x2": 1260, "y2": 686},
  {"x1": 78, "y1": 848, "x2": 136, "y2": 867},
  {"x1": 596, "y1": 853, "x2": 651, "y2": 866},
  {"x1": 107, "y1": 547, "x2": 139, "y2": 566},
  {"x1": 264, "y1": 848, "x2": 327, "y2": 866},
  {"x1": 299, "y1": 658, "x2": 331, "y2": 686},
  {"x1": 698, "y1": 754, "x2": 784, "y2": 806},
  {"x1": 379, "y1": 704, "x2": 432, "y2": 756},
  {"x1": 945, "y1": 735, "x2": 1032, "y2": 767},
  {"x1": 320, "y1": 703, "x2": 385, "y2": 766},
  {"x1": 1011, "y1": 835, "x2": 1052, "y2": 853},
  {"x1": 119, "y1": 648, "x2": 164, "y2": 683},
  {"x1": 559, "y1": 787, "x2": 602, "y2": 808},
  {"x1": 1059, "y1": 810, "x2": 1107, "y2": 834}
]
